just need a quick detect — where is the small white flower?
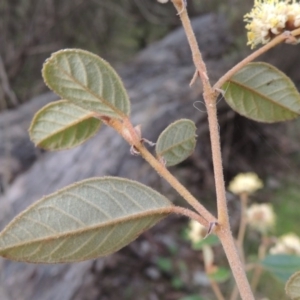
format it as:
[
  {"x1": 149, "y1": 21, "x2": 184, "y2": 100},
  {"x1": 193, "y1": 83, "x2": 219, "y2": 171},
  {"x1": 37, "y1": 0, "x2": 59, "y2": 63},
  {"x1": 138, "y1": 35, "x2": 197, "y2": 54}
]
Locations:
[
  {"x1": 246, "y1": 203, "x2": 276, "y2": 234},
  {"x1": 187, "y1": 219, "x2": 206, "y2": 244},
  {"x1": 244, "y1": 0, "x2": 300, "y2": 48},
  {"x1": 270, "y1": 233, "x2": 300, "y2": 255},
  {"x1": 228, "y1": 172, "x2": 263, "y2": 195}
]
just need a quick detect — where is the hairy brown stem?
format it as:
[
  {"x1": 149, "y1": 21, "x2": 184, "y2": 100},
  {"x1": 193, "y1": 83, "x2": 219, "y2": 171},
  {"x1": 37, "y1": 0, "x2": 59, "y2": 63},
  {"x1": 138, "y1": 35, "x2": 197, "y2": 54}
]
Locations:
[
  {"x1": 171, "y1": 1, "x2": 254, "y2": 299},
  {"x1": 171, "y1": 206, "x2": 209, "y2": 226},
  {"x1": 213, "y1": 27, "x2": 300, "y2": 91},
  {"x1": 105, "y1": 117, "x2": 217, "y2": 226}
]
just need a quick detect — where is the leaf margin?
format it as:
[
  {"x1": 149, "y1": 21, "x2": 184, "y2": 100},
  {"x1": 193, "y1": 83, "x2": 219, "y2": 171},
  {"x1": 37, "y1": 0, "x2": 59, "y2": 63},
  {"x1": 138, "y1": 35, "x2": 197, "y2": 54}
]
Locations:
[{"x1": 0, "y1": 176, "x2": 173, "y2": 263}]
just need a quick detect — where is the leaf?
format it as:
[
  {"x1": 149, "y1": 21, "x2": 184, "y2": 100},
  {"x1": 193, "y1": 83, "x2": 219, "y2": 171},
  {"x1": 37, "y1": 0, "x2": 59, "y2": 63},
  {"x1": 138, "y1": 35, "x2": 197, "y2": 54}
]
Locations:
[
  {"x1": 286, "y1": 271, "x2": 300, "y2": 300},
  {"x1": 261, "y1": 254, "x2": 300, "y2": 282},
  {"x1": 29, "y1": 100, "x2": 101, "y2": 150},
  {"x1": 0, "y1": 177, "x2": 173, "y2": 263},
  {"x1": 42, "y1": 49, "x2": 130, "y2": 119},
  {"x1": 222, "y1": 62, "x2": 300, "y2": 123},
  {"x1": 155, "y1": 119, "x2": 196, "y2": 167}
]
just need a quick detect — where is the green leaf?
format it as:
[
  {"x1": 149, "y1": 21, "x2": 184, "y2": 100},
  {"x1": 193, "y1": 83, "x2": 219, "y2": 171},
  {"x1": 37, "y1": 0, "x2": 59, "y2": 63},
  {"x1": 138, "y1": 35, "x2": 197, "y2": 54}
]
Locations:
[
  {"x1": 29, "y1": 100, "x2": 101, "y2": 150},
  {"x1": 286, "y1": 271, "x2": 300, "y2": 300},
  {"x1": 222, "y1": 62, "x2": 300, "y2": 123},
  {"x1": 209, "y1": 267, "x2": 231, "y2": 283},
  {"x1": 155, "y1": 119, "x2": 196, "y2": 167},
  {"x1": 0, "y1": 177, "x2": 173, "y2": 263},
  {"x1": 261, "y1": 254, "x2": 300, "y2": 282},
  {"x1": 42, "y1": 49, "x2": 130, "y2": 119}
]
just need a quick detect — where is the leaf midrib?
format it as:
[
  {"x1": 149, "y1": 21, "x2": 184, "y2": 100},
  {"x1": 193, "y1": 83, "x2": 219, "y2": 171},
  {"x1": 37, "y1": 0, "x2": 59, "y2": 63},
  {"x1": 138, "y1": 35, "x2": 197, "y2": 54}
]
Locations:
[
  {"x1": 158, "y1": 136, "x2": 194, "y2": 156},
  {"x1": 53, "y1": 59, "x2": 127, "y2": 119},
  {"x1": 35, "y1": 113, "x2": 98, "y2": 144},
  {"x1": 228, "y1": 79, "x2": 300, "y2": 114},
  {"x1": 0, "y1": 207, "x2": 172, "y2": 251}
]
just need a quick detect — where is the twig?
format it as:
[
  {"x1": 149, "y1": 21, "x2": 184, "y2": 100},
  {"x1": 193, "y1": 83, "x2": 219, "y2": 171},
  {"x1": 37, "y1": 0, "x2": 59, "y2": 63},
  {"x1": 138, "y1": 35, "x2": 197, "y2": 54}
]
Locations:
[
  {"x1": 170, "y1": 1, "x2": 255, "y2": 299},
  {"x1": 213, "y1": 27, "x2": 300, "y2": 91},
  {"x1": 203, "y1": 245, "x2": 226, "y2": 300},
  {"x1": 237, "y1": 193, "x2": 248, "y2": 265},
  {"x1": 171, "y1": 206, "x2": 209, "y2": 226},
  {"x1": 251, "y1": 238, "x2": 267, "y2": 292},
  {"x1": 209, "y1": 278, "x2": 226, "y2": 300},
  {"x1": 105, "y1": 117, "x2": 217, "y2": 225}
]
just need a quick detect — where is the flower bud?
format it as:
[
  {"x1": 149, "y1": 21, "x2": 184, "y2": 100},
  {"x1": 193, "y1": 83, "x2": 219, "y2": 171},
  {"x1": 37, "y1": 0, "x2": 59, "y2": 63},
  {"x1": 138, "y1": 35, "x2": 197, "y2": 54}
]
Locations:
[
  {"x1": 228, "y1": 172, "x2": 263, "y2": 195},
  {"x1": 187, "y1": 219, "x2": 206, "y2": 244},
  {"x1": 244, "y1": 0, "x2": 300, "y2": 49},
  {"x1": 246, "y1": 203, "x2": 276, "y2": 234},
  {"x1": 270, "y1": 233, "x2": 300, "y2": 255}
]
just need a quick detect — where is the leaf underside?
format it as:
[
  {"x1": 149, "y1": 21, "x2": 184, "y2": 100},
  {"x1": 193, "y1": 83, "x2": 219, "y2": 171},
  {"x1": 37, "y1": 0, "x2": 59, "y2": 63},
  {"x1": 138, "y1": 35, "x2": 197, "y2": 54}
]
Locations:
[
  {"x1": 42, "y1": 49, "x2": 130, "y2": 119},
  {"x1": 156, "y1": 119, "x2": 196, "y2": 167},
  {"x1": 223, "y1": 62, "x2": 300, "y2": 123},
  {"x1": 0, "y1": 177, "x2": 173, "y2": 263},
  {"x1": 261, "y1": 254, "x2": 300, "y2": 282},
  {"x1": 29, "y1": 100, "x2": 101, "y2": 150}
]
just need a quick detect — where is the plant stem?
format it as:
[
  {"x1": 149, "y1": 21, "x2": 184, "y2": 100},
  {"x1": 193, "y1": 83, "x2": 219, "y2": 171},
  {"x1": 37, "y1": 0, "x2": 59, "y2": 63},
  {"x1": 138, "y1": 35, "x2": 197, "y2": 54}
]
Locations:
[
  {"x1": 203, "y1": 246, "x2": 226, "y2": 300},
  {"x1": 171, "y1": 1, "x2": 254, "y2": 299},
  {"x1": 171, "y1": 206, "x2": 209, "y2": 226},
  {"x1": 230, "y1": 193, "x2": 248, "y2": 300},
  {"x1": 217, "y1": 227, "x2": 254, "y2": 300},
  {"x1": 237, "y1": 193, "x2": 248, "y2": 265},
  {"x1": 251, "y1": 237, "x2": 267, "y2": 292},
  {"x1": 171, "y1": 0, "x2": 227, "y2": 223},
  {"x1": 213, "y1": 27, "x2": 300, "y2": 91},
  {"x1": 209, "y1": 278, "x2": 226, "y2": 300},
  {"x1": 105, "y1": 117, "x2": 217, "y2": 226},
  {"x1": 137, "y1": 145, "x2": 216, "y2": 223}
]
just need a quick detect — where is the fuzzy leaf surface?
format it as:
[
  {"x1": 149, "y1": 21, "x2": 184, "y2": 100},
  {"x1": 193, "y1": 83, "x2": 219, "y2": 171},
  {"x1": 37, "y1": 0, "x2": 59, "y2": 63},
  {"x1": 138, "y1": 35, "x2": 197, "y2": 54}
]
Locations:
[
  {"x1": 29, "y1": 100, "x2": 101, "y2": 150},
  {"x1": 155, "y1": 119, "x2": 196, "y2": 166},
  {"x1": 286, "y1": 271, "x2": 300, "y2": 299},
  {"x1": 42, "y1": 49, "x2": 130, "y2": 118},
  {"x1": 223, "y1": 62, "x2": 300, "y2": 123},
  {"x1": 0, "y1": 177, "x2": 172, "y2": 263}
]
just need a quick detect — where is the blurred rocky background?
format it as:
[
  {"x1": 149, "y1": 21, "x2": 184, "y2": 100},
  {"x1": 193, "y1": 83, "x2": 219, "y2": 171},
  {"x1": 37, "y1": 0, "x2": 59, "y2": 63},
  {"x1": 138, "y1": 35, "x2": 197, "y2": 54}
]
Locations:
[{"x1": 0, "y1": 1, "x2": 299, "y2": 299}]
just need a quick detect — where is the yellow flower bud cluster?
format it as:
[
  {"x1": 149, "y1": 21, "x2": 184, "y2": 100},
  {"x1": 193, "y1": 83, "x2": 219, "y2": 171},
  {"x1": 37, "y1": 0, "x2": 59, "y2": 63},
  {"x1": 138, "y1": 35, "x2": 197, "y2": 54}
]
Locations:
[
  {"x1": 244, "y1": 0, "x2": 300, "y2": 48},
  {"x1": 228, "y1": 172, "x2": 263, "y2": 195},
  {"x1": 270, "y1": 233, "x2": 300, "y2": 255},
  {"x1": 187, "y1": 219, "x2": 206, "y2": 244},
  {"x1": 246, "y1": 203, "x2": 276, "y2": 234}
]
